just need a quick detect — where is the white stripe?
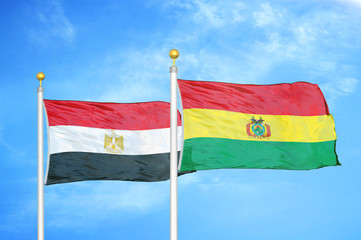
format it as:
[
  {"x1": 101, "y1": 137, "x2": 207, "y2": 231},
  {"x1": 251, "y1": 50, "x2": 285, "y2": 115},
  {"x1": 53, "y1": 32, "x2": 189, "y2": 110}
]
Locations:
[{"x1": 49, "y1": 125, "x2": 182, "y2": 155}]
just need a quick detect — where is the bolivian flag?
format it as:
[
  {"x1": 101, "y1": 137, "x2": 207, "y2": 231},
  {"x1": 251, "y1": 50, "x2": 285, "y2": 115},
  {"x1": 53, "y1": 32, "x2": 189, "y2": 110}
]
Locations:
[{"x1": 178, "y1": 79, "x2": 340, "y2": 172}]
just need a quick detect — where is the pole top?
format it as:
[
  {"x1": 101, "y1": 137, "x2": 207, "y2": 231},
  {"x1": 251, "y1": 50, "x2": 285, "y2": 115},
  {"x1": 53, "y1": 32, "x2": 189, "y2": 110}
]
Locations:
[
  {"x1": 36, "y1": 72, "x2": 45, "y2": 87},
  {"x1": 169, "y1": 49, "x2": 179, "y2": 66}
]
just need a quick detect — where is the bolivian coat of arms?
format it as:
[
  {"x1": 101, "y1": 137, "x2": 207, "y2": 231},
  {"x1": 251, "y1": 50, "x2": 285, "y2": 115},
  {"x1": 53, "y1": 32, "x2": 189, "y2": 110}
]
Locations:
[
  {"x1": 104, "y1": 130, "x2": 124, "y2": 153},
  {"x1": 246, "y1": 117, "x2": 271, "y2": 139}
]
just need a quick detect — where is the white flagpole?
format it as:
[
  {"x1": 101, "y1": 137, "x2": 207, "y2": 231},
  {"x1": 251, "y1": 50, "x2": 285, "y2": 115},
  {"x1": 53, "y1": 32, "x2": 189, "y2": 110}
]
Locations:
[
  {"x1": 37, "y1": 72, "x2": 45, "y2": 240},
  {"x1": 169, "y1": 49, "x2": 179, "y2": 240}
]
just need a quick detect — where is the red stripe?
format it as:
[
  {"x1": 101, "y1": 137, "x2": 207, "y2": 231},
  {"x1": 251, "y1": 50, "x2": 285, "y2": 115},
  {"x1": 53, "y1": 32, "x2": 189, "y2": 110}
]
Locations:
[
  {"x1": 178, "y1": 79, "x2": 329, "y2": 116},
  {"x1": 44, "y1": 100, "x2": 181, "y2": 130}
]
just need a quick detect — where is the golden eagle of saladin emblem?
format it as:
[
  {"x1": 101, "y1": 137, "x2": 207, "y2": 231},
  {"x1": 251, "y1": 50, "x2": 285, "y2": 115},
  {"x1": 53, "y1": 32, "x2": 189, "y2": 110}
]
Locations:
[
  {"x1": 246, "y1": 116, "x2": 271, "y2": 139},
  {"x1": 104, "y1": 130, "x2": 124, "y2": 154}
]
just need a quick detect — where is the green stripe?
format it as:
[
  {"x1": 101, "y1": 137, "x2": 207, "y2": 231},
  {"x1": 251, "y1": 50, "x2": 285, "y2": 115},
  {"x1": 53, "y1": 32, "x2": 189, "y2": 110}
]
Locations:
[{"x1": 180, "y1": 138, "x2": 339, "y2": 172}]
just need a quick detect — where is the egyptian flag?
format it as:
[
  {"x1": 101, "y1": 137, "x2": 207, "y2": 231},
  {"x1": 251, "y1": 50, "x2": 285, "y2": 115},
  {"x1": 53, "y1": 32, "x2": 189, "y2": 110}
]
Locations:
[
  {"x1": 178, "y1": 79, "x2": 340, "y2": 172},
  {"x1": 44, "y1": 100, "x2": 182, "y2": 185}
]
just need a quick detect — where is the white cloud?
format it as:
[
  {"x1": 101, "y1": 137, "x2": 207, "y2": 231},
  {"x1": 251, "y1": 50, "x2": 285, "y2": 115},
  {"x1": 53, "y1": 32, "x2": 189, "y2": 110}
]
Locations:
[
  {"x1": 48, "y1": 1, "x2": 360, "y2": 108},
  {"x1": 253, "y1": 2, "x2": 283, "y2": 28},
  {"x1": 45, "y1": 181, "x2": 168, "y2": 228},
  {"x1": 27, "y1": 0, "x2": 75, "y2": 45},
  {"x1": 94, "y1": 48, "x2": 171, "y2": 103},
  {"x1": 332, "y1": 0, "x2": 361, "y2": 7},
  {"x1": 336, "y1": 78, "x2": 358, "y2": 93},
  {"x1": 192, "y1": 0, "x2": 245, "y2": 27},
  {"x1": 323, "y1": 77, "x2": 359, "y2": 96},
  {"x1": 166, "y1": 1, "x2": 360, "y2": 93},
  {"x1": 180, "y1": 51, "x2": 250, "y2": 83},
  {"x1": 164, "y1": 0, "x2": 246, "y2": 28},
  {"x1": 319, "y1": 78, "x2": 359, "y2": 108},
  {"x1": 179, "y1": 171, "x2": 300, "y2": 224},
  {"x1": 0, "y1": 180, "x2": 169, "y2": 231},
  {"x1": 294, "y1": 26, "x2": 316, "y2": 45}
]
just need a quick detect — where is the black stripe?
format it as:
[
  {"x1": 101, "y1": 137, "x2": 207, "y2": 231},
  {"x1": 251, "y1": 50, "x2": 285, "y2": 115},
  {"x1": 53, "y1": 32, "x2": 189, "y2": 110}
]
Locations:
[{"x1": 46, "y1": 152, "x2": 188, "y2": 185}]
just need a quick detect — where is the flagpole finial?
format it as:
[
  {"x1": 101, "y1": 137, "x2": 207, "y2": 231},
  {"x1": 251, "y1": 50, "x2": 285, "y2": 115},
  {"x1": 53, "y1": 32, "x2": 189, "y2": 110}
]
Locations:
[
  {"x1": 36, "y1": 72, "x2": 45, "y2": 87},
  {"x1": 169, "y1": 49, "x2": 179, "y2": 66}
]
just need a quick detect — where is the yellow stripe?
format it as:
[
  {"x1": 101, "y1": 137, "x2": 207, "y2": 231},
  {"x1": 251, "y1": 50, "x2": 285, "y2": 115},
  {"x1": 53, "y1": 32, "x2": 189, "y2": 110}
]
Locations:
[{"x1": 184, "y1": 109, "x2": 336, "y2": 142}]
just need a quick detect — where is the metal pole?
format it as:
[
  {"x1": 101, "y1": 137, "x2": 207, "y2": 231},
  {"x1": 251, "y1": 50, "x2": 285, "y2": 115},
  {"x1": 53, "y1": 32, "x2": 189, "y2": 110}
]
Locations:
[
  {"x1": 37, "y1": 72, "x2": 45, "y2": 240},
  {"x1": 169, "y1": 49, "x2": 179, "y2": 240}
]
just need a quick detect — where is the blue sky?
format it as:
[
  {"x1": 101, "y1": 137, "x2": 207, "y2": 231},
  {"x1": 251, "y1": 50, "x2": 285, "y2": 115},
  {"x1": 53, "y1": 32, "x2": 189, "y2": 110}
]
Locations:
[{"x1": 1, "y1": 0, "x2": 361, "y2": 239}]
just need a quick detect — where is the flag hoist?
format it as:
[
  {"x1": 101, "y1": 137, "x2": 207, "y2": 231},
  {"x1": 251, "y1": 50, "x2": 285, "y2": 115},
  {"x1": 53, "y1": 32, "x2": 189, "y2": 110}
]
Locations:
[
  {"x1": 37, "y1": 72, "x2": 45, "y2": 240},
  {"x1": 169, "y1": 49, "x2": 179, "y2": 240}
]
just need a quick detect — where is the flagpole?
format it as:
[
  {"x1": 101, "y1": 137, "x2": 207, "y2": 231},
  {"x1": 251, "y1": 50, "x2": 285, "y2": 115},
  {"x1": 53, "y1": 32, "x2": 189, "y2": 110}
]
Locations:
[
  {"x1": 169, "y1": 49, "x2": 179, "y2": 240},
  {"x1": 37, "y1": 72, "x2": 45, "y2": 240}
]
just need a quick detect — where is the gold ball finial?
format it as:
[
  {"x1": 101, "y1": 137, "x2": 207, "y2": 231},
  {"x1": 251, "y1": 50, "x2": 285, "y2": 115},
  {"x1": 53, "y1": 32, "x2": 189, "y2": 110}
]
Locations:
[
  {"x1": 169, "y1": 49, "x2": 179, "y2": 59},
  {"x1": 37, "y1": 72, "x2": 45, "y2": 81},
  {"x1": 36, "y1": 72, "x2": 45, "y2": 86},
  {"x1": 169, "y1": 49, "x2": 179, "y2": 66}
]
